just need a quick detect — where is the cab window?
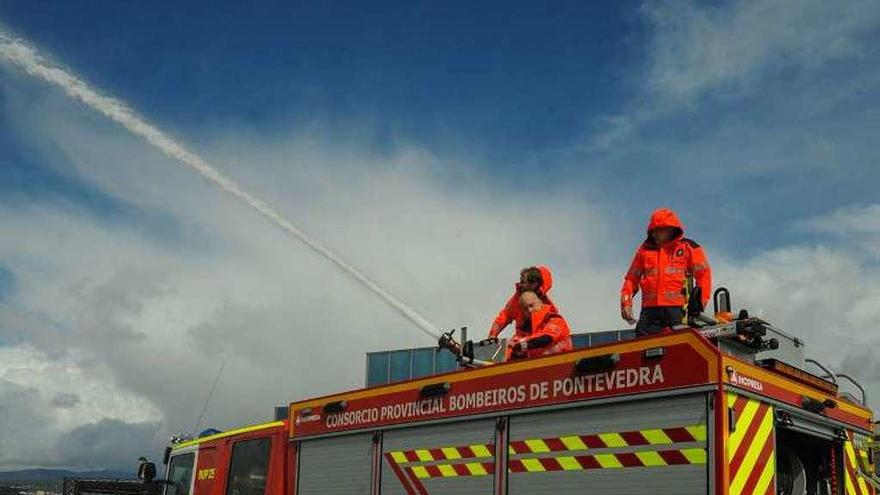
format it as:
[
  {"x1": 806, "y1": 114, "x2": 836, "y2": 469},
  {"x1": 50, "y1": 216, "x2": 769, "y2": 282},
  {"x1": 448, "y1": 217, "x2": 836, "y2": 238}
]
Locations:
[
  {"x1": 165, "y1": 453, "x2": 195, "y2": 495},
  {"x1": 226, "y1": 438, "x2": 271, "y2": 495}
]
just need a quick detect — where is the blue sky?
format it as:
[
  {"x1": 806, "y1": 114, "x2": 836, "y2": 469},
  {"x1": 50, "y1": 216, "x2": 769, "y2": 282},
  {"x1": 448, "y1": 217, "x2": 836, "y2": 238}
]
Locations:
[{"x1": 0, "y1": 0, "x2": 879, "y2": 470}]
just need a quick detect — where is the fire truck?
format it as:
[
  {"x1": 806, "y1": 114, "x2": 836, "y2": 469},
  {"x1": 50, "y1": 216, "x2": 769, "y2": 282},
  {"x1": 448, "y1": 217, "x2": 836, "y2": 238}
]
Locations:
[{"x1": 151, "y1": 291, "x2": 879, "y2": 495}]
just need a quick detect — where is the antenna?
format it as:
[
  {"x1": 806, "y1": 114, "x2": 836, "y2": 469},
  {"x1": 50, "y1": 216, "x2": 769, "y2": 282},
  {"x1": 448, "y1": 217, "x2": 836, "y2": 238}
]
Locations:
[{"x1": 192, "y1": 359, "x2": 227, "y2": 436}]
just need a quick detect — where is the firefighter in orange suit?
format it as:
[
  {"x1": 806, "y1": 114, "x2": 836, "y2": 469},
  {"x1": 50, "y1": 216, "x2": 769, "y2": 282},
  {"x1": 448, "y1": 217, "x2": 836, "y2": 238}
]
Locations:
[
  {"x1": 621, "y1": 208, "x2": 712, "y2": 336},
  {"x1": 507, "y1": 290, "x2": 573, "y2": 361},
  {"x1": 487, "y1": 266, "x2": 555, "y2": 340}
]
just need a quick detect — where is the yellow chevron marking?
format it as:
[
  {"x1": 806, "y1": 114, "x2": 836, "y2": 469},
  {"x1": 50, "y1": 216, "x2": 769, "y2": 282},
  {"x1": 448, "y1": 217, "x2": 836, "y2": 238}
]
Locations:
[
  {"x1": 557, "y1": 456, "x2": 582, "y2": 471},
  {"x1": 595, "y1": 454, "x2": 624, "y2": 469},
  {"x1": 635, "y1": 450, "x2": 667, "y2": 467},
  {"x1": 845, "y1": 471, "x2": 857, "y2": 495},
  {"x1": 521, "y1": 458, "x2": 546, "y2": 472},
  {"x1": 525, "y1": 439, "x2": 550, "y2": 453},
  {"x1": 411, "y1": 466, "x2": 430, "y2": 479},
  {"x1": 559, "y1": 435, "x2": 587, "y2": 451},
  {"x1": 390, "y1": 451, "x2": 408, "y2": 464},
  {"x1": 470, "y1": 444, "x2": 493, "y2": 458},
  {"x1": 641, "y1": 429, "x2": 673, "y2": 445},
  {"x1": 858, "y1": 476, "x2": 869, "y2": 495},
  {"x1": 686, "y1": 425, "x2": 707, "y2": 442},
  {"x1": 754, "y1": 453, "x2": 776, "y2": 495},
  {"x1": 465, "y1": 462, "x2": 488, "y2": 476},
  {"x1": 599, "y1": 432, "x2": 627, "y2": 448},
  {"x1": 727, "y1": 391, "x2": 738, "y2": 407},
  {"x1": 437, "y1": 464, "x2": 457, "y2": 477},
  {"x1": 728, "y1": 398, "x2": 760, "y2": 460},
  {"x1": 441, "y1": 447, "x2": 462, "y2": 460},
  {"x1": 415, "y1": 449, "x2": 433, "y2": 462},
  {"x1": 681, "y1": 448, "x2": 708, "y2": 464},
  {"x1": 730, "y1": 405, "x2": 773, "y2": 495}
]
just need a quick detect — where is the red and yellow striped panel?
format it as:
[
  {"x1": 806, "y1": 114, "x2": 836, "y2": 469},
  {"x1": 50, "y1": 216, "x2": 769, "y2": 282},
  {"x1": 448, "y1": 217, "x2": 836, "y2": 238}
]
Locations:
[
  {"x1": 386, "y1": 423, "x2": 707, "y2": 481},
  {"x1": 386, "y1": 424, "x2": 706, "y2": 464},
  {"x1": 727, "y1": 392, "x2": 775, "y2": 495},
  {"x1": 397, "y1": 447, "x2": 707, "y2": 479},
  {"x1": 844, "y1": 432, "x2": 876, "y2": 495}
]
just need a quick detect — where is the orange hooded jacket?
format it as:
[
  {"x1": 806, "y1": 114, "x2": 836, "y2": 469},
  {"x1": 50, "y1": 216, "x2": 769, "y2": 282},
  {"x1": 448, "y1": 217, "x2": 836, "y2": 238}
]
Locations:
[
  {"x1": 506, "y1": 303, "x2": 573, "y2": 360},
  {"x1": 621, "y1": 208, "x2": 712, "y2": 309},
  {"x1": 489, "y1": 265, "x2": 554, "y2": 339}
]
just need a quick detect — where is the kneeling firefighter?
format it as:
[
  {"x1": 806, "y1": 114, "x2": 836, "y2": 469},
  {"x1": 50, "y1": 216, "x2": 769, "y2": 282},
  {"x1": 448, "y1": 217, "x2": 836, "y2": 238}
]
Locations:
[{"x1": 507, "y1": 290, "x2": 573, "y2": 361}]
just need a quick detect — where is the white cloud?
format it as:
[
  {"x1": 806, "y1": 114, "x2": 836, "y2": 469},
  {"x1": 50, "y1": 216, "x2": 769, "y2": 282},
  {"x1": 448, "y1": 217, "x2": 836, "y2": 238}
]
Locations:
[
  {"x1": 642, "y1": 0, "x2": 880, "y2": 101},
  {"x1": 589, "y1": 0, "x2": 880, "y2": 149}
]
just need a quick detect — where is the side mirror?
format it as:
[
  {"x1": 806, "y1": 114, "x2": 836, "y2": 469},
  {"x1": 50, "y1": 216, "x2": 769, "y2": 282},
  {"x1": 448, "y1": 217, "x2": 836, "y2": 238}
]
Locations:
[
  {"x1": 138, "y1": 459, "x2": 157, "y2": 482},
  {"x1": 163, "y1": 446, "x2": 172, "y2": 465}
]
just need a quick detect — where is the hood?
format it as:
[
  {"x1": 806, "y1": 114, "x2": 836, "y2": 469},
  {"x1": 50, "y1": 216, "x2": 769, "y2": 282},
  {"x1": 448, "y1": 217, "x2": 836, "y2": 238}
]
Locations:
[
  {"x1": 536, "y1": 265, "x2": 553, "y2": 293},
  {"x1": 646, "y1": 208, "x2": 684, "y2": 239}
]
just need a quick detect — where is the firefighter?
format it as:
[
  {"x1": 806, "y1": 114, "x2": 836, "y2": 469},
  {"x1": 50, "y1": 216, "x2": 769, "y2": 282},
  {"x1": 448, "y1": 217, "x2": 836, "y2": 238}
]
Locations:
[
  {"x1": 507, "y1": 290, "x2": 573, "y2": 360},
  {"x1": 620, "y1": 208, "x2": 712, "y2": 336},
  {"x1": 487, "y1": 265, "x2": 555, "y2": 341}
]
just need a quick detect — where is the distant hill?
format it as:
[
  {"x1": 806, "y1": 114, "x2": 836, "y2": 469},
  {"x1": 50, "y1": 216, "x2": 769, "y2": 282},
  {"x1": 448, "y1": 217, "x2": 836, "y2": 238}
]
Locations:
[{"x1": 0, "y1": 469, "x2": 135, "y2": 482}]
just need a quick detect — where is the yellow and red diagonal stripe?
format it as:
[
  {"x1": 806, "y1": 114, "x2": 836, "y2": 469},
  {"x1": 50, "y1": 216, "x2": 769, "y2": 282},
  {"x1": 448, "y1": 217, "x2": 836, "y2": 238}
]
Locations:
[
  {"x1": 727, "y1": 393, "x2": 775, "y2": 495},
  {"x1": 843, "y1": 432, "x2": 875, "y2": 495}
]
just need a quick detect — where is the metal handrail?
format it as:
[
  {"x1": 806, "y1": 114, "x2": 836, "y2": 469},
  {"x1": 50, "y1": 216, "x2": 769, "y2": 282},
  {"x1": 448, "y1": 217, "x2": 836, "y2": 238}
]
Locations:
[
  {"x1": 835, "y1": 373, "x2": 867, "y2": 405},
  {"x1": 805, "y1": 358, "x2": 837, "y2": 384}
]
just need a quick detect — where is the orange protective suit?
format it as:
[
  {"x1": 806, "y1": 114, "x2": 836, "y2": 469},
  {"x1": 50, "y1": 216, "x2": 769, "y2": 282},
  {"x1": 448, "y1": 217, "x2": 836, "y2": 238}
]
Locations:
[{"x1": 621, "y1": 208, "x2": 712, "y2": 310}]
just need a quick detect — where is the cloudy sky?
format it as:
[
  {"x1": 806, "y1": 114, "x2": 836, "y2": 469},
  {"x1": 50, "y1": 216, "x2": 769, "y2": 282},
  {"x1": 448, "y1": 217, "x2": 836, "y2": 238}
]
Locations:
[{"x1": 0, "y1": 0, "x2": 878, "y2": 471}]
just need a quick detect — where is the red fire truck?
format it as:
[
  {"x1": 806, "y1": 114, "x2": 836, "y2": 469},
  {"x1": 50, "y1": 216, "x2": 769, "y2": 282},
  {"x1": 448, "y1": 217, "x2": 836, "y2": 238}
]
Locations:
[{"x1": 156, "y1": 310, "x2": 878, "y2": 495}]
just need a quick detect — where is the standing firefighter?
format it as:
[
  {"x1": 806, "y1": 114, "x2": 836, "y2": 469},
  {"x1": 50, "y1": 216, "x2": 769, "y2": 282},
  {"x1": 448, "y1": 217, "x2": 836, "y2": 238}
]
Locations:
[
  {"x1": 507, "y1": 290, "x2": 573, "y2": 360},
  {"x1": 487, "y1": 265, "x2": 555, "y2": 340},
  {"x1": 621, "y1": 208, "x2": 712, "y2": 336}
]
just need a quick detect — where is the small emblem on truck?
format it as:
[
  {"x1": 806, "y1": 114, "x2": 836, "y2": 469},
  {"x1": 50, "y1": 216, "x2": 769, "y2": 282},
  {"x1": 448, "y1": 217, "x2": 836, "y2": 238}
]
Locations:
[{"x1": 729, "y1": 369, "x2": 764, "y2": 392}]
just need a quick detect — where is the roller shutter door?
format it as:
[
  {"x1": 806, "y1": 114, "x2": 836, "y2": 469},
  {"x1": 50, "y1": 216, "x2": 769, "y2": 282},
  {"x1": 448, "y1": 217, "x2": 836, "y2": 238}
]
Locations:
[
  {"x1": 507, "y1": 393, "x2": 711, "y2": 495},
  {"x1": 382, "y1": 419, "x2": 496, "y2": 495},
  {"x1": 297, "y1": 433, "x2": 374, "y2": 495}
]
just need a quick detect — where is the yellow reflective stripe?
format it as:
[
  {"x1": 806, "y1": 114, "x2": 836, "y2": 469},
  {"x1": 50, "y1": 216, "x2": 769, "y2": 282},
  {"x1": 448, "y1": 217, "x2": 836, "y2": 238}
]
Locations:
[
  {"x1": 415, "y1": 449, "x2": 433, "y2": 462},
  {"x1": 470, "y1": 444, "x2": 492, "y2": 458},
  {"x1": 727, "y1": 391, "x2": 738, "y2": 408},
  {"x1": 437, "y1": 464, "x2": 457, "y2": 477},
  {"x1": 465, "y1": 462, "x2": 488, "y2": 476},
  {"x1": 728, "y1": 398, "x2": 760, "y2": 458},
  {"x1": 594, "y1": 454, "x2": 623, "y2": 469},
  {"x1": 525, "y1": 439, "x2": 550, "y2": 453},
  {"x1": 172, "y1": 420, "x2": 284, "y2": 450},
  {"x1": 686, "y1": 425, "x2": 707, "y2": 442},
  {"x1": 754, "y1": 454, "x2": 775, "y2": 495},
  {"x1": 681, "y1": 448, "x2": 707, "y2": 464},
  {"x1": 641, "y1": 429, "x2": 672, "y2": 445},
  {"x1": 845, "y1": 471, "x2": 857, "y2": 495},
  {"x1": 520, "y1": 458, "x2": 546, "y2": 472},
  {"x1": 858, "y1": 477, "x2": 869, "y2": 495},
  {"x1": 411, "y1": 466, "x2": 430, "y2": 479},
  {"x1": 441, "y1": 447, "x2": 462, "y2": 460},
  {"x1": 635, "y1": 450, "x2": 666, "y2": 467},
  {"x1": 598, "y1": 433, "x2": 627, "y2": 448},
  {"x1": 556, "y1": 456, "x2": 582, "y2": 470},
  {"x1": 730, "y1": 406, "x2": 773, "y2": 495},
  {"x1": 559, "y1": 435, "x2": 587, "y2": 451},
  {"x1": 390, "y1": 451, "x2": 408, "y2": 464}
]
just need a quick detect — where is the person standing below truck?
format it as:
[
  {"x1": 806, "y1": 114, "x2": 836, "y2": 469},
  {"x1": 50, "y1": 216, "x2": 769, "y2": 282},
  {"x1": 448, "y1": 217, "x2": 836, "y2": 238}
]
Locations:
[
  {"x1": 487, "y1": 265, "x2": 555, "y2": 341},
  {"x1": 507, "y1": 290, "x2": 573, "y2": 360},
  {"x1": 620, "y1": 208, "x2": 712, "y2": 336}
]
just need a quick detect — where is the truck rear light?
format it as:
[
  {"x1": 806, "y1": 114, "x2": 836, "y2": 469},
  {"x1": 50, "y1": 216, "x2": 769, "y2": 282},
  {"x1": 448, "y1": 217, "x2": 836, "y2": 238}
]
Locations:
[
  {"x1": 323, "y1": 401, "x2": 348, "y2": 414},
  {"x1": 575, "y1": 353, "x2": 619, "y2": 374},
  {"x1": 420, "y1": 382, "x2": 452, "y2": 398}
]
